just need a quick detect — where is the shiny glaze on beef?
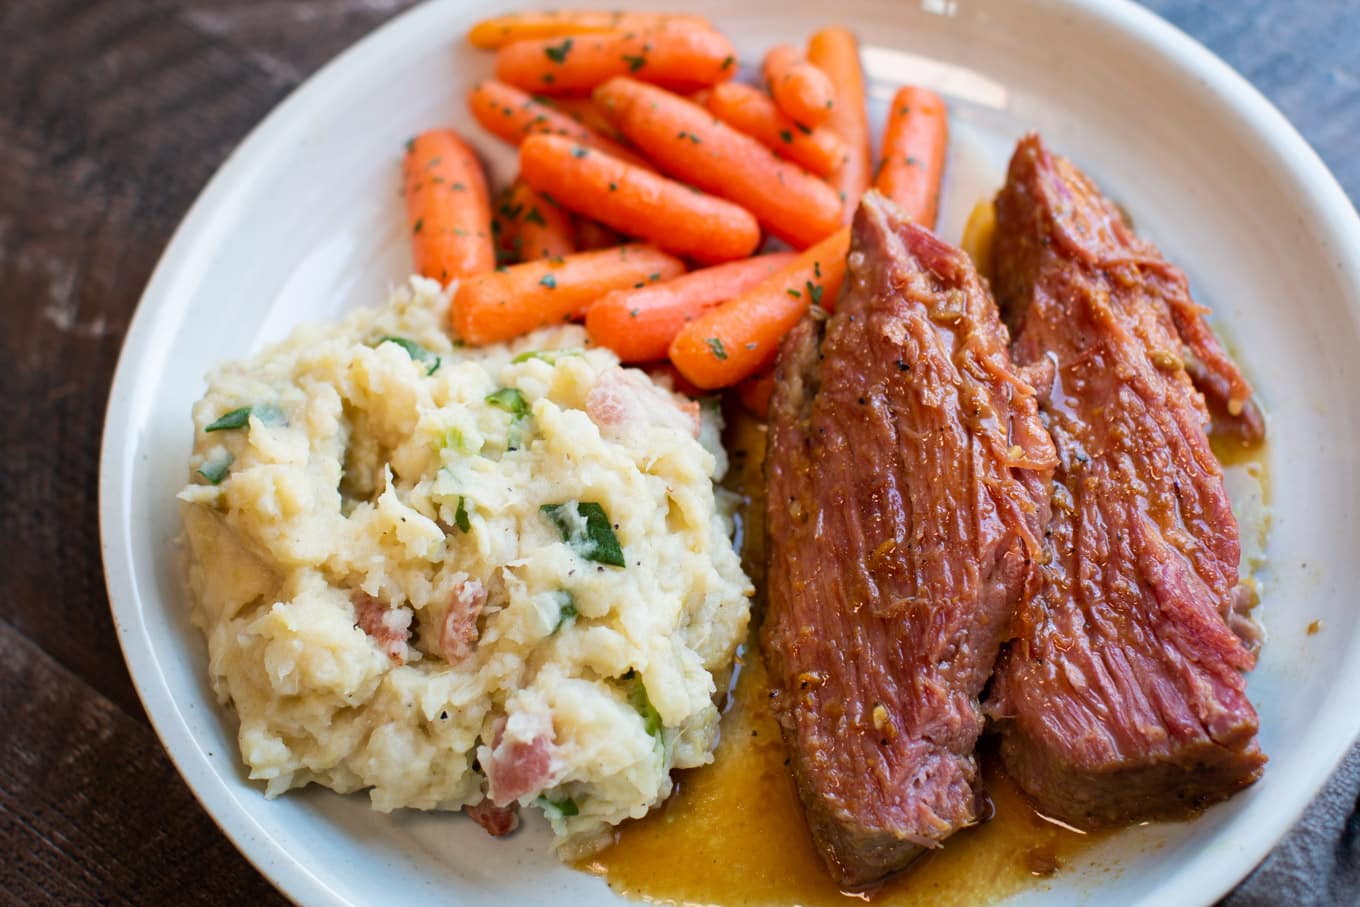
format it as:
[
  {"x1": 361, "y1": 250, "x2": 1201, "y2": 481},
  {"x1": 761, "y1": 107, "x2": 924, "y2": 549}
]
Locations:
[
  {"x1": 763, "y1": 191, "x2": 1056, "y2": 888},
  {"x1": 987, "y1": 135, "x2": 1266, "y2": 826}
]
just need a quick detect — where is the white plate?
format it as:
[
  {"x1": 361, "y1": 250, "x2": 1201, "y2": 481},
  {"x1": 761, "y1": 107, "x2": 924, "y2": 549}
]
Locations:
[{"x1": 99, "y1": 1, "x2": 1360, "y2": 904}]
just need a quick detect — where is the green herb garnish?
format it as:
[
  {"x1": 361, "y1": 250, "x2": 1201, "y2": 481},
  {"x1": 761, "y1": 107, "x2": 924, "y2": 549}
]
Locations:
[
  {"x1": 486, "y1": 387, "x2": 531, "y2": 450},
  {"x1": 485, "y1": 387, "x2": 529, "y2": 418},
  {"x1": 378, "y1": 336, "x2": 441, "y2": 375},
  {"x1": 541, "y1": 501, "x2": 626, "y2": 567},
  {"x1": 553, "y1": 590, "x2": 578, "y2": 631},
  {"x1": 625, "y1": 672, "x2": 663, "y2": 738},
  {"x1": 806, "y1": 281, "x2": 824, "y2": 307},
  {"x1": 705, "y1": 337, "x2": 728, "y2": 361},
  {"x1": 197, "y1": 449, "x2": 233, "y2": 485},
  {"x1": 204, "y1": 404, "x2": 286, "y2": 432},
  {"x1": 544, "y1": 37, "x2": 574, "y2": 63},
  {"x1": 204, "y1": 407, "x2": 252, "y2": 432},
  {"x1": 438, "y1": 426, "x2": 469, "y2": 454},
  {"x1": 454, "y1": 496, "x2": 472, "y2": 533},
  {"x1": 511, "y1": 349, "x2": 583, "y2": 365},
  {"x1": 537, "y1": 795, "x2": 580, "y2": 819}
]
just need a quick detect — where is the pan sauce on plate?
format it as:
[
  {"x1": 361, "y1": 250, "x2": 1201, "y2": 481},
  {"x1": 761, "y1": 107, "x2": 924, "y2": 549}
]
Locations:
[{"x1": 584, "y1": 412, "x2": 1269, "y2": 905}]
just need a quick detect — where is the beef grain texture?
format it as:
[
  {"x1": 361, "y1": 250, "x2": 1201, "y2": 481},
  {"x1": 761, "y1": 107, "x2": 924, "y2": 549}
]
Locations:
[
  {"x1": 987, "y1": 134, "x2": 1267, "y2": 827},
  {"x1": 763, "y1": 191, "x2": 1056, "y2": 888}
]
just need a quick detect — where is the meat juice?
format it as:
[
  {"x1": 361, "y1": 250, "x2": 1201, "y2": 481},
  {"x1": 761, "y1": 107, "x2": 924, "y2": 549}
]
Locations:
[{"x1": 581, "y1": 410, "x2": 1268, "y2": 906}]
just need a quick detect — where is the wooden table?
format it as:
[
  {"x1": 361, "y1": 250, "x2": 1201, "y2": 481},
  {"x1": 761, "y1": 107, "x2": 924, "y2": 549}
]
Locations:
[{"x1": 2, "y1": 1, "x2": 1356, "y2": 903}]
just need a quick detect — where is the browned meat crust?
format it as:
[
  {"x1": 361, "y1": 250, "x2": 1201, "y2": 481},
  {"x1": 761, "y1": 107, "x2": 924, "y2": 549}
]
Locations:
[
  {"x1": 763, "y1": 191, "x2": 1056, "y2": 888},
  {"x1": 987, "y1": 135, "x2": 1266, "y2": 826}
]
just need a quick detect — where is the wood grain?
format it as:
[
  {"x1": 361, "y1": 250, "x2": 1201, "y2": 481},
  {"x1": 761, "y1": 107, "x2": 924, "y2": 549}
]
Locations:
[
  {"x1": 0, "y1": 1, "x2": 1354, "y2": 904},
  {"x1": 0, "y1": 618, "x2": 284, "y2": 905}
]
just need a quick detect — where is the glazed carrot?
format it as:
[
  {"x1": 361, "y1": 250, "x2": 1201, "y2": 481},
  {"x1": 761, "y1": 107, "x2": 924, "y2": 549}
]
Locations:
[
  {"x1": 670, "y1": 227, "x2": 851, "y2": 388},
  {"x1": 586, "y1": 252, "x2": 797, "y2": 362},
  {"x1": 594, "y1": 77, "x2": 842, "y2": 248},
  {"x1": 548, "y1": 96, "x2": 628, "y2": 141},
  {"x1": 468, "y1": 10, "x2": 713, "y2": 49},
  {"x1": 451, "y1": 244, "x2": 684, "y2": 345},
  {"x1": 503, "y1": 181, "x2": 576, "y2": 261},
  {"x1": 495, "y1": 29, "x2": 738, "y2": 96},
  {"x1": 763, "y1": 44, "x2": 834, "y2": 128},
  {"x1": 576, "y1": 218, "x2": 624, "y2": 250},
  {"x1": 491, "y1": 186, "x2": 521, "y2": 266},
  {"x1": 807, "y1": 27, "x2": 871, "y2": 223},
  {"x1": 705, "y1": 82, "x2": 847, "y2": 177},
  {"x1": 875, "y1": 86, "x2": 949, "y2": 230},
  {"x1": 467, "y1": 81, "x2": 652, "y2": 169},
  {"x1": 518, "y1": 134, "x2": 760, "y2": 264},
  {"x1": 737, "y1": 371, "x2": 775, "y2": 419},
  {"x1": 402, "y1": 130, "x2": 494, "y2": 282}
]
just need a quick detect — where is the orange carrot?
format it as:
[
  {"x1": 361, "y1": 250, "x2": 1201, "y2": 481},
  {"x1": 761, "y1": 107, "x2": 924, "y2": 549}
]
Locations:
[
  {"x1": 468, "y1": 10, "x2": 713, "y2": 49},
  {"x1": 594, "y1": 77, "x2": 842, "y2": 249},
  {"x1": 875, "y1": 86, "x2": 949, "y2": 230},
  {"x1": 491, "y1": 185, "x2": 521, "y2": 266},
  {"x1": 737, "y1": 371, "x2": 775, "y2": 419},
  {"x1": 763, "y1": 44, "x2": 834, "y2": 128},
  {"x1": 576, "y1": 218, "x2": 624, "y2": 250},
  {"x1": 451, "y1": 244, "x2": 684, "y2": 345},
  {"x1": 670, "y1": 227, "x2": 850, "y2": 388},
  {"x1": 402, "y1": 130, "x2": 494, "y2": 282},
  {"x1": 503, "y1": 181, "x2": 576, "y2": 261},
  {"x1": 547, "y1": 96, "x2": 628, "y2": 141},
  {"x1": 586, "y1": 252, "x2": 797, "y2": 362},
  {"x1": 518, "y1": 134, "x2": 760, "y2": 264},
  {"x1": 705, "y1": 82, "x2": 847, "y2": 177},
  {"x1": 467, "y1": 81, "x2": 652, "y2": 169},
  {"x1": 807, "y1": 27, "x2": 871, "y2": 223},
  {"x1": 495, "y1": 29, "x2": 738, "y2": 96}
]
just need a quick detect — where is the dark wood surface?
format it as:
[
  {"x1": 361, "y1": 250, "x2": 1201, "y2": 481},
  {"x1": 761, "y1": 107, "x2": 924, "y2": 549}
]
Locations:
[{"x1": 1, "y1": 1, "x2": 1356, "y2": 904}]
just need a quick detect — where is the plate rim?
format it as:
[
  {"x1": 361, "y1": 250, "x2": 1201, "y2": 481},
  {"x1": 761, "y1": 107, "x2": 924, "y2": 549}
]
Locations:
[{"x1": 98, "y1": 1, "x2": 1360, "y2": 905}]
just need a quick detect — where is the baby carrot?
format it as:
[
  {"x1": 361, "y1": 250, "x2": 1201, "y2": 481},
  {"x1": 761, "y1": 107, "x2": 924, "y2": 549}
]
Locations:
[
  {"x1": 763, "y1": 44, "x2": 835, "y2": 128},
  {"x1": 468, "y1": 10, "x2": 713, "y2": 49},
  {"x1": 491, "y1": 186, "x2": 521, "y2": 266},
  {"x1": 503, "y1": 181, "x2": 576, "y2": 261},
  {"x1": 586, "y1": 252, "x2": 797, "y2": 362},
  {"x1": 576, "y1": 218, "x2": 624, "y2": 250},
  {"x1": 518, "y1": 134, "x2": 761, "y2": 264},
  {"x1": 875, "y1": 86, "x2": 949, "y2": 230},
  {"x1": 467, "y1": 81, "x2": 652, "y2": 169},
  {"x1": 402, "y1": 129, "x2": 494, "y2": 282},
  {"x1": 669, "y1": 227, "x2": 851, "y2": 388},
  {"x1": 547, "y1": 96, "x2": 628, "y2": 141},
  {"x1": 496, "y1": 28, "x2": 738, "y2": 96},
  {"x1": 594, "y1": 77, "x2": 842, "y2": 248},
  {"x1": 705, "y1": 82, "x2": 847, "y2": 177},
  {"x1": 807, "y1": 27, "x2": 871, "y2": 224},
  {"x1": 737, "y1": 371, "x2": 775, "y2": 419},
  {"x1": 451, "y1": 244, "x2": 684, "y2": 345}
]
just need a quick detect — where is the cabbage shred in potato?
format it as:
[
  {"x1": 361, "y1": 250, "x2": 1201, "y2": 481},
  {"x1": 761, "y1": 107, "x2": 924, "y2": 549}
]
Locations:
[{"x1": 178, "y1": 277, "x2": 752, "y2": 854}]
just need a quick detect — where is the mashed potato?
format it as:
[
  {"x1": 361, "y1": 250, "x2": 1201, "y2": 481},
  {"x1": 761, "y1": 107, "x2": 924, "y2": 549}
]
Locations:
[{"x1": 178, "y1": 277, "x2": 752, "y2": 853}]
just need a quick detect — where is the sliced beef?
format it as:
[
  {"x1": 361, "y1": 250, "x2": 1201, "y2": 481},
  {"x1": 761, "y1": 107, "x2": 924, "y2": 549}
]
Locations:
[
  {"x1": 987, "y1": 134, "x2": 1266, "y2": 826},
  {"x1": 763, "y1": 191, "x2": 1056, "y2": 888}
]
